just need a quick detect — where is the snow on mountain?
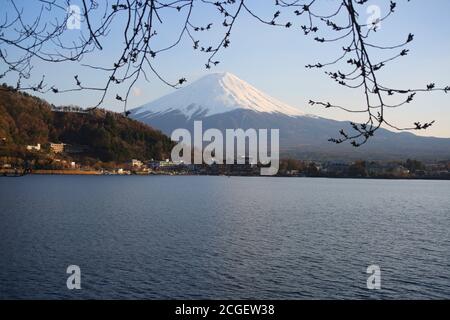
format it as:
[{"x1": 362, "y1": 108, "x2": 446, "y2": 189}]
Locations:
[{"x1": 132, "y1": 72, "x2": 306, "y2": 118}]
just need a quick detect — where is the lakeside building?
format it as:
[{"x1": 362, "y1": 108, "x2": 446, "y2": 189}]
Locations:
[
  {"x1": 26, "y1": 143, "x2": 41, "y2": 151},
  {"x1": 130, "y1": 159, "x2": 143, "y2": 168},
  {"x1": 51, "y1": 105, "x2": 88, "y2": 113},
  {"x1": 117, "y1": 168, "x2": 131, "y2": 175},
  {"x1": 390, "y1": 165, "x2": 410, "y2": 177},
  {"x1": 147, "y1": 159, "x2": 184, "y2": 170},
  {"x1": 50, "y1": 143, "x2": 66, "y2": 154}
]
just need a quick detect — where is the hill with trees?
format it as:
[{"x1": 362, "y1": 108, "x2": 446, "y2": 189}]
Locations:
[{"x1": 0, "y1": 84, "x2": 173, "y2": 165}]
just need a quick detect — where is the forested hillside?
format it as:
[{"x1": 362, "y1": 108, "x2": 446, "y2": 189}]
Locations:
[{"x1": 0, "y1": 84, "x2": 173, "y2": 163}]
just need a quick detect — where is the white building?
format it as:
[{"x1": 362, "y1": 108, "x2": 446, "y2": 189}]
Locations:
[
  {"x1": 131, "y1": 159, "x2": 143, "y2": 167},
  {"x1": 50, "y1": 143, "x2": 65, "y2": 153},
  {"x1": 26, "y1": 143, "x2": 41, "y2": 151}
]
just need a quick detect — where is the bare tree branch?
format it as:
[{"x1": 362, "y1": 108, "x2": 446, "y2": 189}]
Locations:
[{"x1": 0, "y1": 0, "x2": 448, "y2": 146}]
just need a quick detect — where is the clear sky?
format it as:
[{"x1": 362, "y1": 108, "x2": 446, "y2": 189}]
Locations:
[{"x1": 3, "y1": 0, "x2": 450, "y2": 137}]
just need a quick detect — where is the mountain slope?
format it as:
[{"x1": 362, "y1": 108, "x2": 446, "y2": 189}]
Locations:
[
  {"x1": 0, "y1": 85, "x2": 173, "y2": 162},
  {"x1": 130, "y1": 73, "x2": 450, "y2": 161}
]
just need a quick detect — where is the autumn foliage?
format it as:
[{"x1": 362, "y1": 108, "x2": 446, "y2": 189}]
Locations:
[{"x1": 0, "y1": 84, "x2": 173, "y2": 163}]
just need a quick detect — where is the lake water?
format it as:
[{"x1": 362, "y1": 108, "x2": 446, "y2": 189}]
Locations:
[{"x1": 0, "y1": 175, "x2": 449, "y2": 299}]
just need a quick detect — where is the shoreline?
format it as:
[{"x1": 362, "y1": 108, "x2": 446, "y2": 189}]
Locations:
[
  {"x1": 32, "y1": 169, "x2": 102, "y2": 175},
  {"x1": 1, "y1": 169, "x2": 450, "y2": 181}
]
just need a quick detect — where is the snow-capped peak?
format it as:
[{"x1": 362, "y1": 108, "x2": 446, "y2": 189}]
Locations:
[{"x1": 132, "y1": 72, "x2": 306, "y2": 118}]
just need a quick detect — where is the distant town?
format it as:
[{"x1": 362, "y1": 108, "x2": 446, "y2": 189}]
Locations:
[{"x1": 1, "y1": 139, "x2": 449, "y2": 179}]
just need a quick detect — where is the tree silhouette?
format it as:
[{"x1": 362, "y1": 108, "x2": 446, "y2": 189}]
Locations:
[{"x1": 0, "y1": 0, "x2": 448, "y2": 146}]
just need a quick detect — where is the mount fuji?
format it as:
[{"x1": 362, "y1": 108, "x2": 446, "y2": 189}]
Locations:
[
  {"x1": 131, "y1": 72, "x2": 450, "y2": 160},
  {"x1": 132, "y1": 72, "x2": 307, "y2": 118}
]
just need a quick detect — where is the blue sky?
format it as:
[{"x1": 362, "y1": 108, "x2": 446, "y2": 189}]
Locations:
[{"x1": 3, "y1": 0, "x2": 450, "y2": 137}]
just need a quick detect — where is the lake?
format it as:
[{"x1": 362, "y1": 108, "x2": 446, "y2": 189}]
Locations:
[{"x1": 0, "y1": 175, "x2": 449, "y2": 299}]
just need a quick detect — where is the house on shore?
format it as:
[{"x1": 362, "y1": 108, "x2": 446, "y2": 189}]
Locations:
[
  {"x1": 50, "y1": 143, "x2": 65, "y2": 154},
  {"x1": 26, "y1": 143, "x2": 41, "y2": 151}
]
